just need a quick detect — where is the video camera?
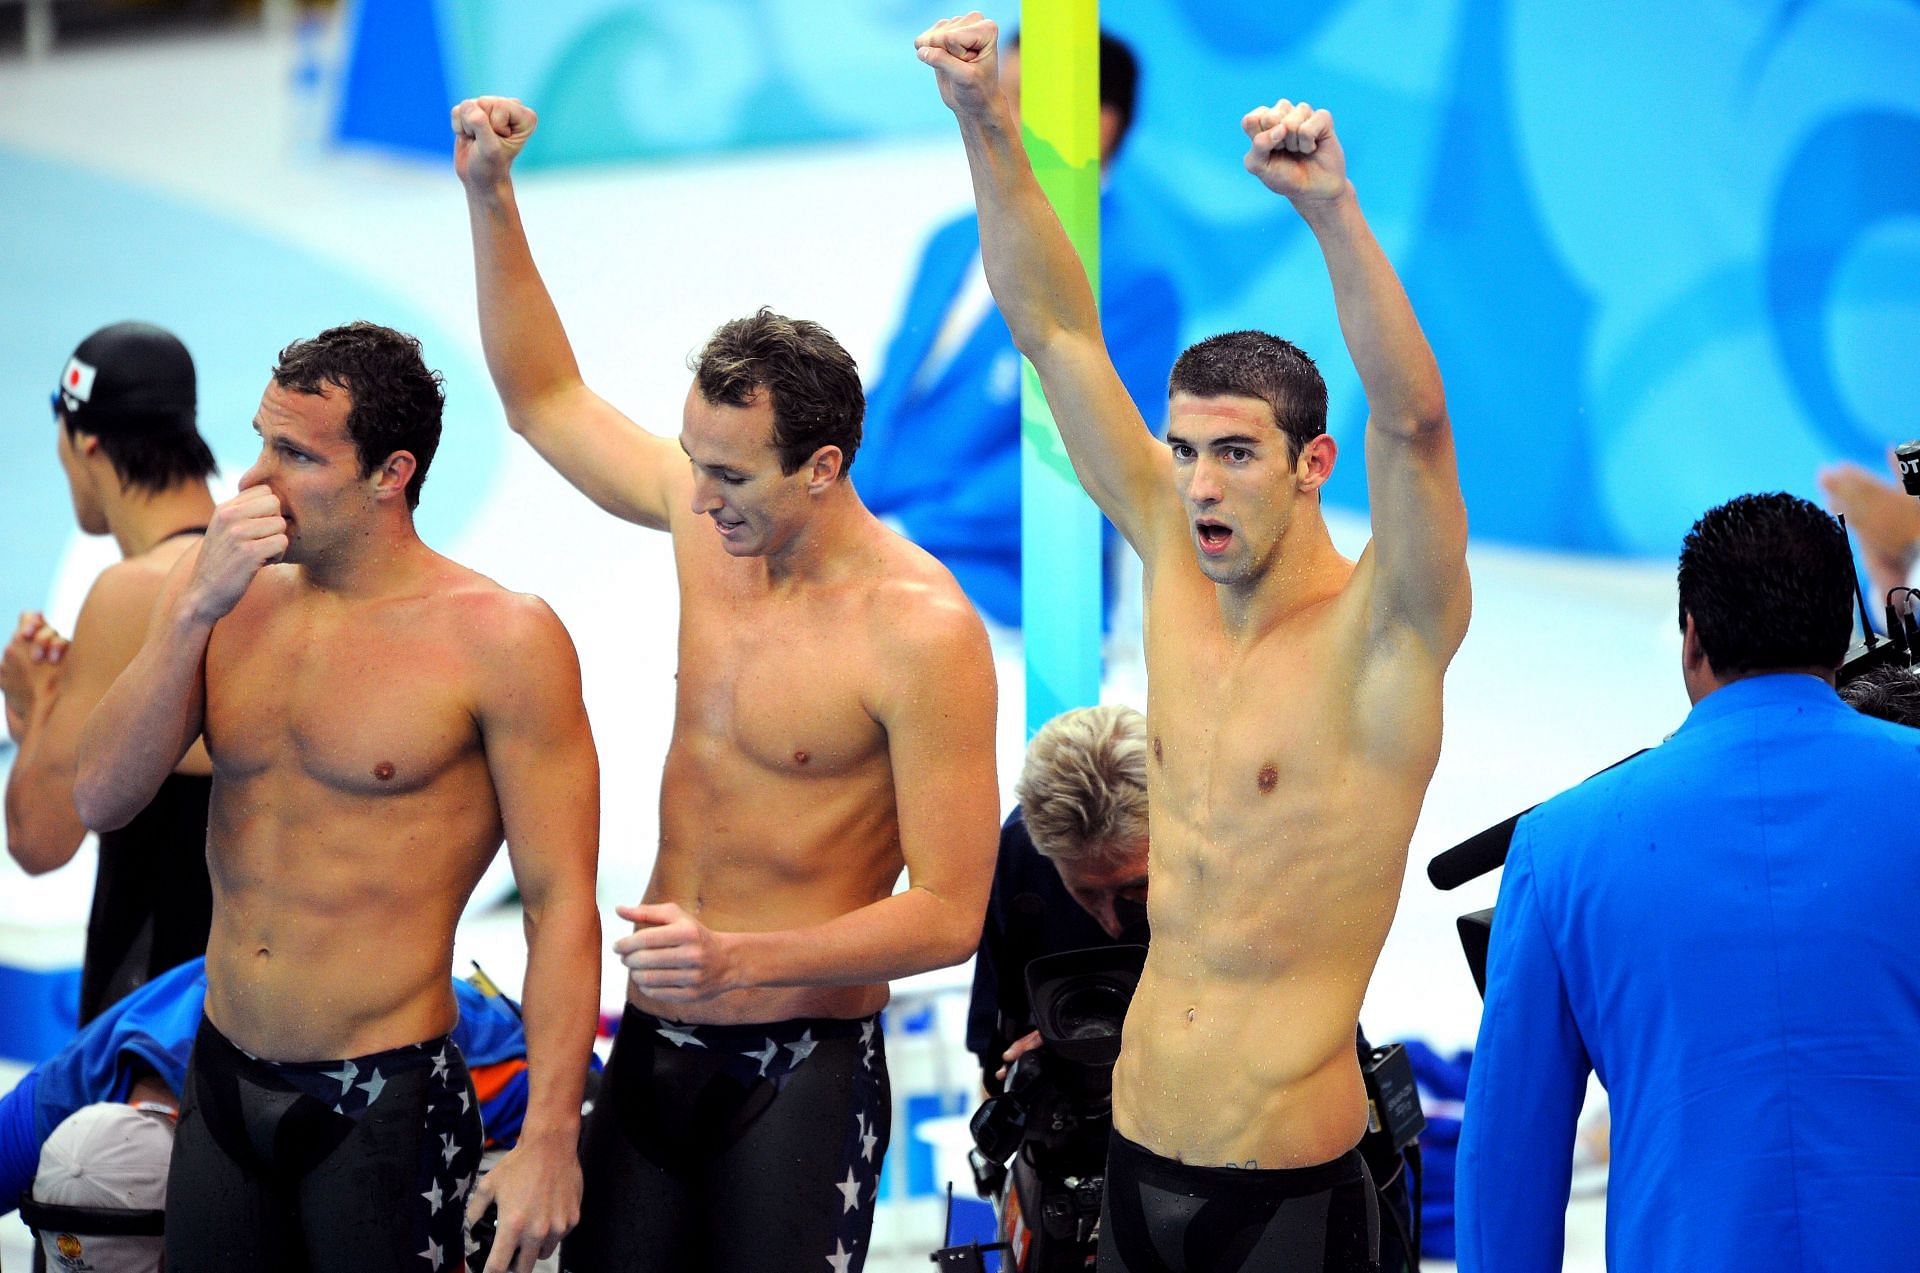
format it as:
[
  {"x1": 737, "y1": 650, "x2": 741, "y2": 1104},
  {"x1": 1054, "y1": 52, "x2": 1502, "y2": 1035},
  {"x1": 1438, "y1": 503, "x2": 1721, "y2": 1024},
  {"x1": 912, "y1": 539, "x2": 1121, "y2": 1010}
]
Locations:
[{"x1": 960, "y1": 944, "x2": 1144, "y2": 1272}]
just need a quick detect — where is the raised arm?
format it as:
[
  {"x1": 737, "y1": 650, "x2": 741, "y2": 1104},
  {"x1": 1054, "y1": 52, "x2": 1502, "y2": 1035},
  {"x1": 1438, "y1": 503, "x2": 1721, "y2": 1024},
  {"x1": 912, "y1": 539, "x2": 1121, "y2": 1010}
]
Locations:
[
  {"x1": 461, "y1": 595, "x2": 599, "y2": 1272},
  {"x1": 454, "y1": 96, "x2": 685, "y2": 531},
  {"x1": 916, "y1": 14, "x2": 1170, "y2": 552},
  {"x1": 74, "y1": 489, "x2": 284, "y2": 831},
  {"x1": 1245, "y1": 102, "x2": 1470, "y2": 654},
  {"x1": 615, "y1": 590, "x2": 999, "y2": 997},
  {"x1": 7, "y1": 569, "x2": 156, "y2": 872}
]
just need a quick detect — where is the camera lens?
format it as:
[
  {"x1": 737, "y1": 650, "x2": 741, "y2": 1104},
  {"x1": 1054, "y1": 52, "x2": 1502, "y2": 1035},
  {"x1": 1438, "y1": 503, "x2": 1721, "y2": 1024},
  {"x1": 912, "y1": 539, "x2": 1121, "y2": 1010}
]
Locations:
[{"x1": 1052, "y1": 981, "x2": 1126, "y2": 1040}]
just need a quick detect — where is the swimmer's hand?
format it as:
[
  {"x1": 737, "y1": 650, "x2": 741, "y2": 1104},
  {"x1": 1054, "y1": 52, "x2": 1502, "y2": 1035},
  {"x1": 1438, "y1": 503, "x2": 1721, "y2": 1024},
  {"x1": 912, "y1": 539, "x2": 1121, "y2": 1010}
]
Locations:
[
  {"x1": 465, "y1": 1128, "x2": 581, "y2": 1273},
  {"x1": 613, "y1": 901, "x2": 739, "y2": 1003},
  {"x1": 1242, "y1": 99, "x2": 1351, "y2": 208},
  {"x1": 1820, "y1": 452, "x2": 1920, "y2": 580},
  {"x1": 183, "y1": 484, "x2": 287, "y2": 625},
  {"x1": 453, "y1": 96, "x2": 537, "y2": 190},
  {"x1": 3, "y1": 611, "x2": 68, "y2": 741},
  {"x1": 916, "y1": 12, "x2": 1003, "y2": 119},
  {"x1": 995, "y1": 1029, "x2": 1043, "y2": 1083}
]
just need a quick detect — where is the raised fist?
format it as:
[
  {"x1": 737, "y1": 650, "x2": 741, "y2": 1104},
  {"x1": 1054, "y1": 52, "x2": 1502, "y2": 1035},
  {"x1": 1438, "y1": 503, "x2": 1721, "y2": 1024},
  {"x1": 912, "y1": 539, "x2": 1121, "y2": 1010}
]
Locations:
[
  {"x1": 915, "y1": 12, "x2": 1004, "y2": 119},
  {"x1": 453, "y1": 96, "x2": 538, "y2": 190},
  {"x1": 1242, "y1": 99, "x2": 1350, "y2": 206},
  {"x1": 185, "y1": 485, "x2": 287, "y2": 625}
]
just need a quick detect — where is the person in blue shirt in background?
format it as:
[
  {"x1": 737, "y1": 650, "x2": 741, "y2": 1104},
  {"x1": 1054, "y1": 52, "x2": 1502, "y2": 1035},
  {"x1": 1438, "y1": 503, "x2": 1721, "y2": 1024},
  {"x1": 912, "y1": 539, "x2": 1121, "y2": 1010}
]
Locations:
[
  {"x1": 1457, "y1": 492, "x2": 1920, "y2": 1270},
  {"x1": 856, "y1": 29, "x2": 1181, "y2": 628},
  {"x1": 0, "y1": 957, "x2": 541, "y2": 1222}
]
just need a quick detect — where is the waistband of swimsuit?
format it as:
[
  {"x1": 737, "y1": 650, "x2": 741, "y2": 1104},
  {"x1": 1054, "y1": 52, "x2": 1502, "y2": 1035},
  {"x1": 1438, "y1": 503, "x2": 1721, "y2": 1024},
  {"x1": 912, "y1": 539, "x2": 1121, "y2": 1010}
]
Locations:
[
  {"x1": 1108, "y1": 1126, "x2": 1367, "y2": 1197},
  {"x1": 195, "y1": 1012, "x2": 455, "y2": 1077},
  {"x1": 620, "y1": 1002, "x2": 878, "y2": 1049}
]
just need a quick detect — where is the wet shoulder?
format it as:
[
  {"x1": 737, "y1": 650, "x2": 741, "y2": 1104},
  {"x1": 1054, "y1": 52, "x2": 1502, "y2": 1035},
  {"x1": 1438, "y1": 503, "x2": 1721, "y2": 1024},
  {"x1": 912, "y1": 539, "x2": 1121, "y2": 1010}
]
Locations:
[{"x1": 858, "y1": 532, "x2": 994, "y2": 682}]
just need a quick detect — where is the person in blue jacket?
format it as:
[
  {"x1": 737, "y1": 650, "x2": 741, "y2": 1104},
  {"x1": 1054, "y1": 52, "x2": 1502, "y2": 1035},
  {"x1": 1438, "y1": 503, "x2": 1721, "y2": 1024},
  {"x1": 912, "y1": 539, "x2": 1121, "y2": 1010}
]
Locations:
[
  {"x1": 0, "y1": 957, "x2": 537, "y2": 1218},
  {"x1": 857, "y1": 29, "x2": 1181, "y2": 627},
  {"x1": 1457, "y1": 492, "x2": 1920, "y2": 1270}
]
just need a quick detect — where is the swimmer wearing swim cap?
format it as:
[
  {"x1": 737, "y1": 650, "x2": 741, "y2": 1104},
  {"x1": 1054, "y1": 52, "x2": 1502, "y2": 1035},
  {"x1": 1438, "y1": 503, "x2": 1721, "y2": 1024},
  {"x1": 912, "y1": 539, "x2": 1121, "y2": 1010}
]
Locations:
[{"x1": 7, "y1": 321, "x2": 218, "y2": 1026}]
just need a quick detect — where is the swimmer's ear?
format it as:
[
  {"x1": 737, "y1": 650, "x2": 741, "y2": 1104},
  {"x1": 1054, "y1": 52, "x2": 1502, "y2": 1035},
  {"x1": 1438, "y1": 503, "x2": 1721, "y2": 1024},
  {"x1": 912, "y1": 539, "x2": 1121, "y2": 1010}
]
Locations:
[
  {"x1": 1295, "y1": 433, "x2": 1336, "y2": 493},
  {"x1": 370, "y1": 450, "x2": 418, "y2": 503},
  {"x1": 803, "y1": 444, "x2": 845, "y2": 493}
]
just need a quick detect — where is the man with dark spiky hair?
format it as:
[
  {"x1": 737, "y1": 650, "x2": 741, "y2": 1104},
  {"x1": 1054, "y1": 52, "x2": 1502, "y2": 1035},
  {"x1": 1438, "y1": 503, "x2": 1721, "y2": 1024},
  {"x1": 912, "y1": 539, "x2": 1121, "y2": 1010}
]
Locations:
[
  {"x1": 1459, "y1": 492, "x2": 1920, "y2": 1271},
  {"x1": 454, "y1": 97, "x2": 1000, "y2": 1272},
  {"x1": 74, "y1": 322, "x2": 601, "y2": 1273},
  {"x1": 921, "y1": 12, "x2": 1468, "y2": 1268},
  {"x1": 6, "y1": 322, "x2": 219, "y2": 1024}
]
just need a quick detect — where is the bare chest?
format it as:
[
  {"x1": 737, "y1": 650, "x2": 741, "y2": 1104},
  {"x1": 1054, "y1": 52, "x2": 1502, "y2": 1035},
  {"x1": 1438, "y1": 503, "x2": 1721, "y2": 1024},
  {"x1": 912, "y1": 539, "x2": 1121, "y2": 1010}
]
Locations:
[
  {"x1": 673, "y1": 576, "x2": 887, "y2": 779},
  {"x1": 206, "y1": 603, "x2": 481, "y2": 796},
  {"x1": 1142, "y1": 581, "x2": 1370, "y2": 842}
]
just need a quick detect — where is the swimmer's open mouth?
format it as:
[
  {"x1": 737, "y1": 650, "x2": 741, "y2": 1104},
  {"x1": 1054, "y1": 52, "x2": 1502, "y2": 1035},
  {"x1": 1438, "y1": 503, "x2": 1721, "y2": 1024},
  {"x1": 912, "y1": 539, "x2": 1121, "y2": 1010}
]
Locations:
[{"x1": 1196, "y1": 520, "x2": 1233, "y2": 554}]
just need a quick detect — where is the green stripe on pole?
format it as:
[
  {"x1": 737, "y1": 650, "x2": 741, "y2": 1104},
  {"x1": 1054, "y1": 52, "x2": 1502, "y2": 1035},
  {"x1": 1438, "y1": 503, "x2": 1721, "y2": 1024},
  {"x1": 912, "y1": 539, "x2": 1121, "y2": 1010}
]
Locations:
[{"x1": 1020, "y1": 0, "x2": 1102, "y2": 738}]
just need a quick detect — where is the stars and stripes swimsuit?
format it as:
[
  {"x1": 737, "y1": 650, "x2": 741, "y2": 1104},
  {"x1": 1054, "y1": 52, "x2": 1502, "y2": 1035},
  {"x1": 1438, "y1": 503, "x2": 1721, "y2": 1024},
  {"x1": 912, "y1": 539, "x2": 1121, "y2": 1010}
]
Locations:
[
  {"x1": 163, "y1": 1014, "x2": 485, "y2": 1273},
  {"x1": 562, "y1": 1005, "x2": 891, "y2": 1273}
]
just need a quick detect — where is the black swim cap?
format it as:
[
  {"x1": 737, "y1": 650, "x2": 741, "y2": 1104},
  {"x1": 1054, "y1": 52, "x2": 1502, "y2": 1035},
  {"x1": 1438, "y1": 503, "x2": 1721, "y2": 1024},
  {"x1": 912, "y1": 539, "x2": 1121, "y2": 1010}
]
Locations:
[{"x1": 56, "y1": 322, "x2": 197, "y2": 438}]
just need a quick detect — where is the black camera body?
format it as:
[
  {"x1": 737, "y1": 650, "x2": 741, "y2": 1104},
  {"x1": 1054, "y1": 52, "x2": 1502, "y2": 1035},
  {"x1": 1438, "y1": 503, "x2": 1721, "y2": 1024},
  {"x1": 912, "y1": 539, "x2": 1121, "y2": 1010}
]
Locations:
[{"x1": 965, "y1": 944, "x2": 1146, "y2": 1272}]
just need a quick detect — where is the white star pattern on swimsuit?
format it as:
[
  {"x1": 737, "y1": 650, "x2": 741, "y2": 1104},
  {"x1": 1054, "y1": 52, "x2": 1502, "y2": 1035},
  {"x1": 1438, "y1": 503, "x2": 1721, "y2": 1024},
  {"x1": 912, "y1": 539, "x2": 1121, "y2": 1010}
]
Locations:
[
  {"x1": 657, "y1": 1022, "x2": 706, "y2": 1048},
  {"x1": 419, "y1": 1236, "x2": 443, "y2": 1269},
  {"x1": 745, "y1": 1038, "x2": 780, "y2": 1077},
  {"x1": 835, "y1": 1166, "x2": 861, "y2": 1213},
  {"x1": 423, "y1": 1178, "x2": 443, "y2": 1216},
  {"x1": 440, "y1": 1132, "x2": 460, "y2": 1167},
  {"x1": 784, "y1": 1029, "x2": 818, "y2": 1065},
  {"x1": 356, "y1": 1068, "x2": 387, "y2": 1105},
  {"x1": 826, "y1": 1238, "x2": 854, "y2": 1272},
  {"x1": 324, "y1": 1058, "x2": 358, "y2": 1095}
]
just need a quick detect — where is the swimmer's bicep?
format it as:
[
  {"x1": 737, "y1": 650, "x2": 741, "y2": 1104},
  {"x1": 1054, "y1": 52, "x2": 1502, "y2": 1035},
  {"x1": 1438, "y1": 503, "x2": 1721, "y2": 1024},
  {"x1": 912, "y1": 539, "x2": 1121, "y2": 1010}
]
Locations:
[
  {"x1": 876, "y1": 606, "x2": 999, "y2": 914},
  {"x1": 1361, "y1": 422, "x2": 1471, "y2": 653},
  {"x1": 515, "y1": 386, "x2": 684, "y2": 531},
  {"x1": 474, "y1": 599, "x2": 599, "y2": 889},
  {"x1": 1027, "y1": 336, "x2": 1172, "y2": 550}
]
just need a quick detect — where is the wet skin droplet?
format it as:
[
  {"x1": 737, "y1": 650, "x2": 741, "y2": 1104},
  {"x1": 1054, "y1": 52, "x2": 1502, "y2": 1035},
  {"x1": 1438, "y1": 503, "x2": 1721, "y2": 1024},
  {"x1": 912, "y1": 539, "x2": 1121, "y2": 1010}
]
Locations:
[
  {"x1": 1153, "y1": 736, "x2": 1163, "y2": 764},
  {"x1": 373, "y1": 761, "x2": 396, "y2": 782},
  {"x1": 1257, "y1": 764, "x2": 1278, "y2": 794}
]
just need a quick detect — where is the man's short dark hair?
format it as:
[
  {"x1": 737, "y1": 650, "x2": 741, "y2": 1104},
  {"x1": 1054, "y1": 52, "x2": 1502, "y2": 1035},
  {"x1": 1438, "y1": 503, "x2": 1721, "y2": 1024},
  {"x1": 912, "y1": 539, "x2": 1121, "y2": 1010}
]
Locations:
[
  {"x1": 1007, "y1": 28, "x2": 1141, "y2": 156},
  {"x1": 65, "y1": 416, "x2": 215, "y2": 496},
  {"x1": 271, "y1": 322, "x2": 445, "y2": 509},
  {"x1": 1677, "y1": 492, "x2": 1855, "y2": 676},
  {"x1": 692, "y1": 309, "x2": 864, "y2": 477},
  {"x1": 1167, "y1": 331, "x2": 1327, "y2": 460},
  {"x1": 1838, "y1": 663, "x2": 1920, "y2": 727}
]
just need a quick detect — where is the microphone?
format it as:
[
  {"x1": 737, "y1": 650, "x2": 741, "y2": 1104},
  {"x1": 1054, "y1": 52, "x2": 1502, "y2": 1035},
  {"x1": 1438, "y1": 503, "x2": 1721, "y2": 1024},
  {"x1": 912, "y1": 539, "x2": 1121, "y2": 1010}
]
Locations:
[{"x1": 1428, "y1": 748, "x2": 1652, "y2": 890}]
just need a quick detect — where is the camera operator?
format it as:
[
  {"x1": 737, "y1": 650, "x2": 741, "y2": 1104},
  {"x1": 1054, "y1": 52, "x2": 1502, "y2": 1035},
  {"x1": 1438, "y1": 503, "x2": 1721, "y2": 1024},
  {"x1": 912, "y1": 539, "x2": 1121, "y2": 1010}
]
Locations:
[
  {"x1": 1838, "y1": 662, "x2": 1920, "y2": 728},
  {"x1": 968, "y1": 706, "x2": 1417, "y2": 1271},
  {"x1": 1457, "y1": 493, "x2": 1920, "y2": 1271}
]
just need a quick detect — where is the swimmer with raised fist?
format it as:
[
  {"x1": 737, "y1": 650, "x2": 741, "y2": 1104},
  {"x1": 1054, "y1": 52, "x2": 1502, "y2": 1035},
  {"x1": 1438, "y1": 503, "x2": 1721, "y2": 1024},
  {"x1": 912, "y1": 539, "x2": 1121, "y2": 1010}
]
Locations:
[
  {"x1": 454, "y1": 96, "x2": 1000, "y2": 1273},
  {"x1": 919, "y1": 14, "x2": 1470, "y2": 1270}
]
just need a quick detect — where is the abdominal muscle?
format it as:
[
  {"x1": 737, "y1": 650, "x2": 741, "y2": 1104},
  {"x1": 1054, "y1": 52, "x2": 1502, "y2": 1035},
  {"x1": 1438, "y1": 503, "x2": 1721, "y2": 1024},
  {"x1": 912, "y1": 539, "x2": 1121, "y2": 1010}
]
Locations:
[
  {"x1": 1114, "y1": 959, "x2": 1372, "y2": 1169},
  {"x1": 200, "y1": 783, "x2": 492, "y2": 1062}
]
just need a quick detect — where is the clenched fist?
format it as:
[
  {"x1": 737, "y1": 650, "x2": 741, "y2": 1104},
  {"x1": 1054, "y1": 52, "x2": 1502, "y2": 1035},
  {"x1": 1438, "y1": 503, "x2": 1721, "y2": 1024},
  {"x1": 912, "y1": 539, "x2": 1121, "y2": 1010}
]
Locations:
[
  {"x1": 185, "y1": 485, "x2": 287, "y2": 625},
  {"x1": 453, "y1": 96, "x2": 538, "y2": 190},
  {"x1": 613, "y1": 901, "x2": 739, "y2": 1003},
  {"x1": 915, "y1": 12, "x2": 1004, "y2": 120},
  {"x1": 1242, "y1": 99, "x2": 1350, "y2": 207},
  {"x1": 2, "y1": 611, "x2": 67, "y2": 741}
]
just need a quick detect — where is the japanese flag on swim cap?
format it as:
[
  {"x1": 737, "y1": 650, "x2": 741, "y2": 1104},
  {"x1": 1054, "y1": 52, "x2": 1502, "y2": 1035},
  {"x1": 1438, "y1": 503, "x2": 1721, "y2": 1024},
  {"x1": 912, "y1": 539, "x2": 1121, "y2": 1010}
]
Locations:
[{"x1": 57, "y1": 321, "x2": 196, "y2": 438}]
